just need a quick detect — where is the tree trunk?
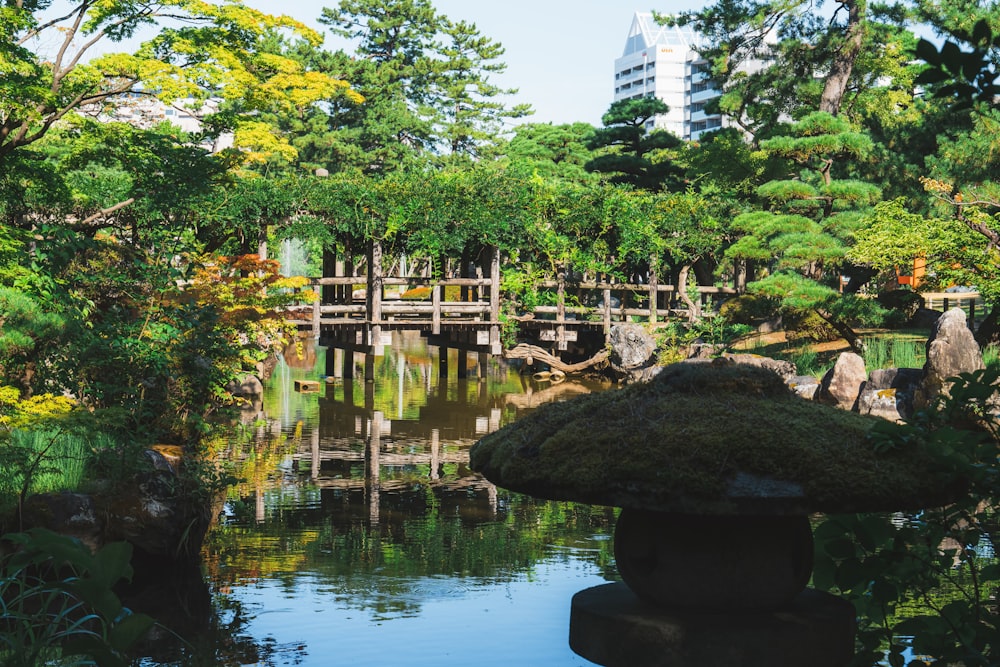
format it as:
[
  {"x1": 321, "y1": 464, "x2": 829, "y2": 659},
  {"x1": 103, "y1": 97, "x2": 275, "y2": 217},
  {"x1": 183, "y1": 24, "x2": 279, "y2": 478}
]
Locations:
[
  {"x1": 819, "y1": 0, "x2": 866, "y2": 116},
  {"x1": 816, "y1": 307, "x2": 865, "y2": 354},
  {"x1": 677, "y1": 263, "x2": 703, "y2": 323}
]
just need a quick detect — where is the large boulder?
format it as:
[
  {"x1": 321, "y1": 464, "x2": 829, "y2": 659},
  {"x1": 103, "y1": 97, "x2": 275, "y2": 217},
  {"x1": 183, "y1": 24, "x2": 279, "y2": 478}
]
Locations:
[
  {"x1": 720, "y1": 353, "x2": 797, "y2": 382},
  {"x1": 22, "y1": 448, "x2": 211, "y2": 562},
  {"x1": 857, "y1": 368, "x2": 923, "y2": 422},
  {"x1": 609, "y1": 323, "x2": 657, "y2": 372},
  {"x1": 920, "y1": 307, "x2": 984, "y2": 404},
  {"x1": 21, "y1": 492, "x2": 102, "y2": 552},
  {"x1": 817, "y1": 352, "x2": 867, "y2": 411}
]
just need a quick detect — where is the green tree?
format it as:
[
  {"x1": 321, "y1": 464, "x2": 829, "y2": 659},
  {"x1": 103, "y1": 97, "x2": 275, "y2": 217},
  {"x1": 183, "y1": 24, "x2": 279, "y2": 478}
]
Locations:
[
  {"x1": 432, "y1": 19, "x2": 532, "y2": 161},
  {"x1": 664, "y1": 0, "x2": 914, "y2": 139},
  {"x1": 585, "y1": 98, "x2": 683, "y2": 191},
  {"x1": 504, "y1": 122, "x2": 598, "y2": 184},
  {"x1": 725, "y1": 111, "x2": 882, "y2": 350},
  {"x1": 0, "y1": 0, "x2": 357, "y2": 164}
]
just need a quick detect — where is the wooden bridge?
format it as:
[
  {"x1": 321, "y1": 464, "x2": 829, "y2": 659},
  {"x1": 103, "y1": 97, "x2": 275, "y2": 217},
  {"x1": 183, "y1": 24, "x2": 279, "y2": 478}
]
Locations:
[{"x1": 287, "y1": 243, "x2": 738, "y2": 360}]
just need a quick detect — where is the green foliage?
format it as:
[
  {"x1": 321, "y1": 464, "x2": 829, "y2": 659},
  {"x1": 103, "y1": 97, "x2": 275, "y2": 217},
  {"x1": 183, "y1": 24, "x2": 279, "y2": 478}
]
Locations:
[
  {"x1": 586, "y1": 97, "x2": 684, "y2": 191},
  {"x1": 0, "y1": 529, "x2": 155, "y2": 667},
  {"x1": 915, "y1": 19, "x2": 1000, "y2": 110},
  {"x1": 505, "y1": 123, "x2": 599, "y2": 184},
  {"x1": 861, "y1": 335, "x2": 925, "y2": 372},
  {"x1": 0, "y1": 429, "x2": 92, "y2": 518},
  {"x1": 813, "y1": 368, "x2": 1000, "y2": 666},
  {"x1": 1, "y1": 0, "x2": 352, "y2": 163}
]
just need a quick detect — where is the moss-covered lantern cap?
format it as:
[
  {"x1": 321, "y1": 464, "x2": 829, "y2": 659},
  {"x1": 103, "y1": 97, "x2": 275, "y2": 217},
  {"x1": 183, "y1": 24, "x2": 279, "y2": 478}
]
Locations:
[{"x1": 469, "y1": 362, "x2": 964, "y2": 515}]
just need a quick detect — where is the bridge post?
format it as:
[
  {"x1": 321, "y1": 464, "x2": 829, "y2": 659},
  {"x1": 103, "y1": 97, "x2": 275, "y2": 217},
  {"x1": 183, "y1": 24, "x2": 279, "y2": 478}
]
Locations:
[
  {"x1": 557, "y1": 269, "x2": 567, "y2": 351},
  {"x1": 649, "y1": 254, "x2": 659, "y2": 324},
  {"x1": 438, "y1": 346, "x2": 449, "y2": 381},
  {"x1": 367, "y1": 240, "x2": 383, "y2": 355},
  {"x1": 432, "y1": 283, "x2": 441, "y2": 335},
  {"x1": 489, "y1": 246, "x2": 501, "y2": 355},
  {"x1": 603, "y1": 288, "x2": 612, "y2": 338},
  {"x1": 322, "y1": 248, "x2": 337, "y2": 305}
]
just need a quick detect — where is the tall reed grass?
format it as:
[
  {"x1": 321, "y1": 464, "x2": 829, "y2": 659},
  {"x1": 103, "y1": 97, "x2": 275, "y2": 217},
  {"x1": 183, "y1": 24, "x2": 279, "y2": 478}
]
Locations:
[
  {"x1": 862, "y1": 335, "x2": 925, "y2": 371},
  {"x1": 0, "y1": 429, "x2": 95, "y2": 509}
]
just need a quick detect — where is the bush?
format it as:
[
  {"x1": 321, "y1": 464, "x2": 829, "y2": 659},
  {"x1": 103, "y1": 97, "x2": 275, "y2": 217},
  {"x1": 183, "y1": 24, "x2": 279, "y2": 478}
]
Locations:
[
  {"x1": 783, "y1": 308, "x2": 841, "y2": 343},
  {"x1": 718, "y1": 294, "x2": 781, "y2": 325},
  {"x1": 0, "y1": 529, "x2": 154, "y2": 666}
]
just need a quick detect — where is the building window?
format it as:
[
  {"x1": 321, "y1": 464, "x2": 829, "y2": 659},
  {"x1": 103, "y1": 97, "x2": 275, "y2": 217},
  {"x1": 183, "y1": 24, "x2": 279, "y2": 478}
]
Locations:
[
  {"x1": 646, "y1": 62, "x2": 655, "y2": 70},
  {"x1": 165, "y1": 109, "x2": 175, "y2": 115},
  {"x1": 692, "y1": 81, "x2": 710, "y2": 93},
  {"x1": 691, "y1": 101, "x2": 705, "y2": 113},
  {"x1": 646, "y1": 77, "x2": 655, "y2": 84},
  {"x1": 692, "y1": 120, "x2": 707, "y2": 132},
  {"x1": 706, "y1": 117, "x2": 722, "y2": 129}
]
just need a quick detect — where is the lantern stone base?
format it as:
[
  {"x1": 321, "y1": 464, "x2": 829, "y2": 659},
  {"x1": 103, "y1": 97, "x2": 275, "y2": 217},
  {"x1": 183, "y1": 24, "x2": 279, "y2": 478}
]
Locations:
[{"x1": 569, "y1": 583, "x2": 855, "y2": 667}]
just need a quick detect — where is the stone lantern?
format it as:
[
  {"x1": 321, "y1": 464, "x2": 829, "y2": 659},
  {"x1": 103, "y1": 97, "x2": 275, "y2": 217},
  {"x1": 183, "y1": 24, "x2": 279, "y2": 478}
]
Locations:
[{"x1": 469, "y1": 361, "x2": 962, "y2": 667}]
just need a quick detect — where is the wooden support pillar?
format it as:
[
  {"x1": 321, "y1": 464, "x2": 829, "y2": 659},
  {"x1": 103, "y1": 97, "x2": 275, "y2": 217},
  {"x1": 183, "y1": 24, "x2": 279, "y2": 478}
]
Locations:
[
  {"x1": 342, "y1": 246, "x2": 354, "y2": 304},
  {"x1": 430, "y1": 428, "x2": 440, "y2": 481},
  {"x1": 438, "y1": 346, "x2": 449, "y2": 382},
  {"x1": 342, "y1": 349, "x2": 354, "y2": 379},
  {"x1": 311, "y1": 296, "x2": 320, "y2": 338},
  {"x1": 326, "y1": 347, "x2": 342, "y2": 378},
  {"x1": 310, "y1": 428, "x2": 320, "y2": 480},
  {"x1": 603, "y1": 288, "x2": 612, "y2": 337},
  {"x1": 648, "y1": 253, "x2": 659, "y2": 324},
  {"x1": 322, "y1": 248, "x2": 337, "y2": 305},
  {"x1": 364, "y1": 355, "x2": 375, "y2": 410},
  {"x1": 489, "y1": 247, "x2": 502, "y2": 355},
  {"x1": 556, "y1": 269, "x2": 567, "y2": 351},
  {"x1": 460, "y1": 246, "x2": 471, "y2": 303},
  {"x1": 366, "y1": 411, "x2": 382, "y2": 525},
  {"x1": 368, "y1": 240, "x2": 383, "y2": 355},
  {"x1": 432, "y1": 283, "x2": 442, "y2": 335}
]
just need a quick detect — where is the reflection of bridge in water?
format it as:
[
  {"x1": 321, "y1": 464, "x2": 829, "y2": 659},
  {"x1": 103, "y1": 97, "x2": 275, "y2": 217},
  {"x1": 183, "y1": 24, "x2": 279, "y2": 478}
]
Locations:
[{"x1": 248, "y1": 336, "x2": 608, "y2": 525}]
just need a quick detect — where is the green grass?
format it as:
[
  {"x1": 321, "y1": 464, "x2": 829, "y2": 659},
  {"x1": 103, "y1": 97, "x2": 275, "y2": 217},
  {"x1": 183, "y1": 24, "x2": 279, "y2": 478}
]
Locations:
[
  {"x1": 983, "y1": 344, "x2": 1000, "y2": 371},
  {"x1": 0, "y1": 429, "x2": 95, "y2": 516},
  {"x1": 862, "y1": 334, "x2": 925, "y2": 372}
]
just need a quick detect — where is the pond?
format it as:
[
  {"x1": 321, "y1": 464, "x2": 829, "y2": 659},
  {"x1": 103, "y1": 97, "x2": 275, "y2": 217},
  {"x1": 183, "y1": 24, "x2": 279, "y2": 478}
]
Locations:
[{"x1": 131, "y1": 332, "x2": 618, "y2": 666}]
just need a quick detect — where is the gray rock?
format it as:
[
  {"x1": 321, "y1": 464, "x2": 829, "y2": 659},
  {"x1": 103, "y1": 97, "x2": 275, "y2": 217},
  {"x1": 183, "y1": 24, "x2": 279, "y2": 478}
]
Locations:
[
  {"x1": 609, "y1": 323, "x2": 656, "y2": 371},
  {"x1": 818, "y1": 352, "x2": 867, "y2": 411},
  {"x1": 22, "y1": 491, "x2": 102, "y2": 551},
  {"x1": 857, "y1": 368, "x2": 922, "y2": 422},
  {"x1": 921, "y1": 307, "x2": 984, "y2": 404},
  {"x1": 228, "y1": 374, "x2": 264, "y2": 397},
  {"x1": 787, "y1": 375, "x2": 820, "y2": 400},
  {"x1": 720, "y1": 353, "x2": 797, "y2": 382}
]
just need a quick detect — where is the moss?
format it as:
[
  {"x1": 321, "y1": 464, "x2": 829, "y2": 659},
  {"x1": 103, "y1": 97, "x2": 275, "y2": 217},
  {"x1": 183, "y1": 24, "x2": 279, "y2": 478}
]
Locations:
[{"x1": 470, "y1": 362, "x2": 961, "y2": 514}]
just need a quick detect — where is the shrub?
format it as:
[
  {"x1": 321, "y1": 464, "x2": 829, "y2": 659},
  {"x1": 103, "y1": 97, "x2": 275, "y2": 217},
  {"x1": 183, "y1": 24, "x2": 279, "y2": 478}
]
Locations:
[{"x1": 0, "y1": 529, "x2": 154, "y2": 666}]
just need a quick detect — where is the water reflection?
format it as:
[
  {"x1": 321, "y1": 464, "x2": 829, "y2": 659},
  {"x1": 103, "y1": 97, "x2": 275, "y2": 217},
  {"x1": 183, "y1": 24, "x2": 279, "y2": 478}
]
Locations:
[{"x1": 132, "y1": 333, "x2": 618, "y2": 666}]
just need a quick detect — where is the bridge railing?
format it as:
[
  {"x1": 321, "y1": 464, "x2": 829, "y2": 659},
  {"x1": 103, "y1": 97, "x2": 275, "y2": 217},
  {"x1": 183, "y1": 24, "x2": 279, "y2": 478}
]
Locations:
[{"x1": 287, "y1": 274, "x2": 738, "y2": 348}]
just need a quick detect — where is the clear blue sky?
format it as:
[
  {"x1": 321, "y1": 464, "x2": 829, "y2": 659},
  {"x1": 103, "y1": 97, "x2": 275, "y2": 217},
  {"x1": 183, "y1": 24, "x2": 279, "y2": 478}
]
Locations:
[{"x1": 257, "y1": 1, "x2": 709, "y2": 127}]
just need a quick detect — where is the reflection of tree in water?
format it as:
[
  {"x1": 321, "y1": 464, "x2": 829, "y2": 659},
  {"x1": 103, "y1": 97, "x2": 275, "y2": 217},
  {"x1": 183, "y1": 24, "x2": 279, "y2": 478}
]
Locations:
[
  {"x1": 120, "y1": 559, "x2": 310, "y2": 666},
  {"x1": 201, "y1": 490, "x2": 616, "y2": 621}
]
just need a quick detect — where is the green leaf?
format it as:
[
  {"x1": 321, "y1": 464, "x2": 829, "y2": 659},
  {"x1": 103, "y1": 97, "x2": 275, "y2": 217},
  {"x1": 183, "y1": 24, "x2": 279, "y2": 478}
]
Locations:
[
  {"x1": 835, "y1": 557, "x2": 868, "y2": 591},
  {"x1": 109, "y1": 611, "x2": 155, "y2": 650}
]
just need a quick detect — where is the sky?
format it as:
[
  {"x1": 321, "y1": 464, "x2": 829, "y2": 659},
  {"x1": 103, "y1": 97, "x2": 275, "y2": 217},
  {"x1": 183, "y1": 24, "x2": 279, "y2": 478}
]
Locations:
[{"x1": 255, "y1": 0, "x2": 710, "y2": 128}]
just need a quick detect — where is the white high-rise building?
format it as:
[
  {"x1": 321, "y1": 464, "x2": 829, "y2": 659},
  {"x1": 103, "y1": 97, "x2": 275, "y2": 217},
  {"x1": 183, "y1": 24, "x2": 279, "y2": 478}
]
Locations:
[{"x1": 613, "y1": 12, "x2": 723, "y2": 142}]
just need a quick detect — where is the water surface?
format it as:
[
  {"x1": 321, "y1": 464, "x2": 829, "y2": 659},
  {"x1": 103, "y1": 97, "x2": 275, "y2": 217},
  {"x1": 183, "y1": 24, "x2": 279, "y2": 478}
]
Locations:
[{"x1": 139, "y1": 333, "x2": 618, "y2": 666}]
